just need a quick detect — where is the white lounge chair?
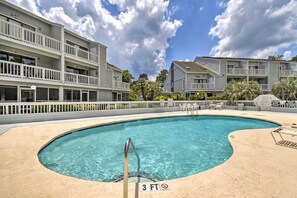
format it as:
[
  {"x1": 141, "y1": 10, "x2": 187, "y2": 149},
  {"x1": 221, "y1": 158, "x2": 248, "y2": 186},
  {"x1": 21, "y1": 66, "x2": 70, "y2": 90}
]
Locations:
[{"x1": 271, "y1": 128, "x2": 297, "y2": 149}]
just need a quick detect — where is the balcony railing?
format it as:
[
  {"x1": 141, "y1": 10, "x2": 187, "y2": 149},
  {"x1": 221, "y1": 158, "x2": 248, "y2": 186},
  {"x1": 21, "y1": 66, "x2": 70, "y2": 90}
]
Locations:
[
  {"x1": 280, "y1": 70, "x2": 297, "y2": 77},
  {"x1": 227, "y1": 68, "x2": 247, "y2": 75},
  {"x1": 64, "y1": 44, "x2": 98, "y2": 63},
  {"x1": 0, "y1": 19, "x2": 61, "y2": 52},
  {"x1": 187, "y1": 83, "x2": 215, "y2": 90},
  {"x1": 113, "y1": 81, "x2": 130, "y2": 90},
  {"x1": 259, "y1": 84, "x2": 268, "y2": 90},
  {"x1": 249, "y1": 69, "x2": 268, "y2": 75},
  {"x1": 64, "y1": 72, "x2": 98, "y2": 86},
  {"x1": 0, "y1": 60, "x2": 61, "y2": 81}
]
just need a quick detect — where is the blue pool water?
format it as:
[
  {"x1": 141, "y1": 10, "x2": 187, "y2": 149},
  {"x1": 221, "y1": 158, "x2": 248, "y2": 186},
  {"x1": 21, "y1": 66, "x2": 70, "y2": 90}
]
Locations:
[{"x1": 38, "y1": 116, "x2": 278, "y2": 182}]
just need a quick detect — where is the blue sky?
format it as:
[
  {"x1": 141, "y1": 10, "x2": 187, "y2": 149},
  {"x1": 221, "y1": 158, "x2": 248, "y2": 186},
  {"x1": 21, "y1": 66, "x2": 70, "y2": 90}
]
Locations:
[
  {"x1": 9, "y1": 0, "x2": 297, "y2": 78},
  {"x1": 165, "y1": 0, "x2": 223, "y2": 67}
]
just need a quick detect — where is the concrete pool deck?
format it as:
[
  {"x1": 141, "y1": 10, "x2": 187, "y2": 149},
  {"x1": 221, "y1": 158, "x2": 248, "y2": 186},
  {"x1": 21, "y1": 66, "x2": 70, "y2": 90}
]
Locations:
[{"x1": 0, "y1": 110, "x2": 297, "y2": 198}]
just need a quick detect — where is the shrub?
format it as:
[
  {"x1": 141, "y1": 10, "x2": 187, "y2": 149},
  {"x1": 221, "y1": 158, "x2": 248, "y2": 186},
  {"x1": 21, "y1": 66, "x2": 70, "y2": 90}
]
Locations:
[{"x1": 153, "y1": 95, "x2": 167, "y2": 101}]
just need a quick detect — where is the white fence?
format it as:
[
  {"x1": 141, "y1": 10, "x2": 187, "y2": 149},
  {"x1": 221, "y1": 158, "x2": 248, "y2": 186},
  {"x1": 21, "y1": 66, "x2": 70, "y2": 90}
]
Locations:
[{"x1": 0, "y1": 100, "x2": 295, "y2": 116}]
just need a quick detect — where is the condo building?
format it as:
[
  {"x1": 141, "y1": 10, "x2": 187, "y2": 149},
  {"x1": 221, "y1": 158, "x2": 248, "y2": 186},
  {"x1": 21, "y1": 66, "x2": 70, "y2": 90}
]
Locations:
[
  {"x1": 0, "y1": 0, "x2": 130, "y2": 103},
  {"x1": 164, "y1": 56, "x2": 297, "y2": 98}
]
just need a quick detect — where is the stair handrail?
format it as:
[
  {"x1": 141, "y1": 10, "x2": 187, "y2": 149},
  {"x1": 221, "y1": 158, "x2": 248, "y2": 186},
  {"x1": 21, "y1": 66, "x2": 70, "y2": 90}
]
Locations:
[{"x1": 123, "y1": 138, "x2": 140, "y2": 198}]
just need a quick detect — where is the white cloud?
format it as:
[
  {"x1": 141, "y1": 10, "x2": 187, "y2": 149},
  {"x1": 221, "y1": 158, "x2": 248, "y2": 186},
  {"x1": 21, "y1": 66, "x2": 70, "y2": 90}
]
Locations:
[
  {"x1": 8, "y1": 0, "x2": 182, "y2": 78},
  {"x1": 216, "y1": 1, "x2": 228, "y2": 9},
  {"x1": 283, "y1": 51, "x2": 292, "y2": 60},
  {"x1": 200, "y1": 7, "x2": 203, "y2": 11},
  {"x1": 210, "y1": 0, "x2": 297, "y2": 59}
]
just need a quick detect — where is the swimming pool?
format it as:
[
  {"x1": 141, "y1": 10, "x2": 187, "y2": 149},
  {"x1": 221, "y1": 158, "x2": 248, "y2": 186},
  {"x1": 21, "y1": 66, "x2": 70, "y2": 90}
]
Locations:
[{"x1": 38, "y1": 116, "x2": 278, "y2": 182}]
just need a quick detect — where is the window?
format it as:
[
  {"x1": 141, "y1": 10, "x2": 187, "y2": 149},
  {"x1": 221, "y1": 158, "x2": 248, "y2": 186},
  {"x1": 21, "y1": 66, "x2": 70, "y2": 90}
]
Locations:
[
  {"x1": 112, "y1": 92, "x2": 117, "y2": 101},
  {"x1": 73, "y1": 90, "x2": 80, "y2": 102},
  {"x1": 66, "y1": 66, "x2": 89, "y2": 76},
  {"x1": 194, "y1": 79, "x2": 207, "y2": 83},
  {"x1": 89, "y1": 91, "x2": 97, "y2": 101},
  {"x1": 49, "y1": 89, "x2": 59, "y2": 101},
  {"x1": 0, "y1": 51, "x2": 35, "y2": 65},
  {"x1": 9, "y1": 54, "x2": 22, "y2": 63},
  {"x1": 36, "y1": 88, "x2": 48, "y2": 101},
  {"x1": 0, "y1": 86, "x2": 17, "y2": 101},
  {"x1": 122, "y1": 93, "x2": 129, "y2": 101},
  {"x1": 23, "y1": 57, "x2": 35, "y2": 65},
  {"x1": 64, "y1": 89, "x2": 72, "y2": 101},
  {"x1": 0, "y1": 52, "x2": 8, "y2": 60}
]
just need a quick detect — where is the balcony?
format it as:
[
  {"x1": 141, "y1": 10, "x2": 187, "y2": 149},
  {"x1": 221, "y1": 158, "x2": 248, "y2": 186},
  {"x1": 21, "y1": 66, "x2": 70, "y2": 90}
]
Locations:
[
  {"x1": 227, "y1": 68, "x2": 247, "y2": 75},
  {"x1": 280, "y1": 70, "x2": 297, "y2": 77},
  {"x1": 0, "y1": 60, "x2": 99, "y2": 87},
  {"x1": 64, "y1": 72, "x2": 98, "y2": 86},
  {"x1": 249, "y1": 69, "x2": 268, "y2": 76},
  {"x1": 187, "y1": 83, "x2": 215, "y2": 90},
  {"x1": 65, "y1": 44, "x2": 98, "y2": 63},
  {"x1": 0, "y1": 19, "x2": 61, "y2": 52},
  {"x1": 0, "y1": 60, "x2": 60, "y2": 81},
  {"x1": 113, "y1": 81, "x2": 130, "y2": 90}
]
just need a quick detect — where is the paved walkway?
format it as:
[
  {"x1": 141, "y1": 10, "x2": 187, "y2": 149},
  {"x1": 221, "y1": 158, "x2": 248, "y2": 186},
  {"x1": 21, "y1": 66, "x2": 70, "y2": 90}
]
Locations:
[{"x1": 1, "y1": 110, "x2": 297, "y2": 198}]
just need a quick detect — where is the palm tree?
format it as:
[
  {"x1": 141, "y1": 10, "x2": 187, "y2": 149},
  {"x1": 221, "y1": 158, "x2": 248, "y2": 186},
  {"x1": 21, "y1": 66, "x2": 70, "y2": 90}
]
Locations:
[
  {"x1": 271, "y1": 78, "x2": 297, "y2": 100},
  {"x1": 223, "y1": 80, "x2": 262, "y2": 104}
]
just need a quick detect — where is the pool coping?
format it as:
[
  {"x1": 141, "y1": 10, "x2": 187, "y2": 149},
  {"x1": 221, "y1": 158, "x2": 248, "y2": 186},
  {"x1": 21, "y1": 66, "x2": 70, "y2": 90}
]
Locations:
[{"x1": 1, "y1": 110, "x2": 297, "y2": 198}]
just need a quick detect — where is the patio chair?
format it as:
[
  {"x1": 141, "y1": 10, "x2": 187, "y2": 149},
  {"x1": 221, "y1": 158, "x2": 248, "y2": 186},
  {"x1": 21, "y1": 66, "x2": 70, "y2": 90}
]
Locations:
[
  {"x1": 215, "y1": 102, "x2": 224, "y2": 110},
  {"x1": 271, "y1": 127, "x2": 297, "y2": 149}
]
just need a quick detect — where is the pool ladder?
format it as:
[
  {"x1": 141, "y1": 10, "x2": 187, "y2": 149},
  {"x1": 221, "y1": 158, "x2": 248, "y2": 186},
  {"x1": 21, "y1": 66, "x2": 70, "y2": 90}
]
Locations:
[{"x1": 123, "y1": 138, "x2": 140, "y2": 198}]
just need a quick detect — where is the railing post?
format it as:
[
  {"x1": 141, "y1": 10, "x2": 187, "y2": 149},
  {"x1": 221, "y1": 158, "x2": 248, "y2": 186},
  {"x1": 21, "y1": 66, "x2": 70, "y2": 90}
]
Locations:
[
  {"x1": 20, "y1": 65, "x2": 24, "y2": 78},
  {"x1": 42, "y1": 69, "x2": 45, "y2": 80}
]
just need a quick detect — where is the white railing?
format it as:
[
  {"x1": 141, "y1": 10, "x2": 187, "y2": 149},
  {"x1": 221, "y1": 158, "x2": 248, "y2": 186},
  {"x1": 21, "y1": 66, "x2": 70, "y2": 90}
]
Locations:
[
  {"x1": 271, "y1": 100, "x2": 297, "y2": 108},
  {"x1": 280, "y1": 70, "x2": 297, "y2": 77},
  {"x1": 187, "y1": 83, "x2": 215, "y2": 90},
  {"x1": 0, "y1": 101, "x2": 170, "y2": 115},
  {"x1": 0, "y1": 19, "x2": 61, "y2": 52},
  {"x1": 64, "y1": 43, "x2": 98, "y2": 63},
  {"x1": 260, "y1": 84, "x2": 268, "y2": 90},
  {"x1": 64, "y1": 72, "x2": 98, "y2": 86},
  {"x1": 248, "y1": 69, "x2": 268, "y2": 75},
  {"x1": 0, "y1": 60, "x2": 61, "y2": 81},
  {"x1": 113, "y1": 81, "x2": 130, "y2": 90},
  {"x1": 227, "y1": 68, "x2": 247, "y2": 75},
  {"x1": 0, "y1": 100, "x2": 264, "y2": 115}
]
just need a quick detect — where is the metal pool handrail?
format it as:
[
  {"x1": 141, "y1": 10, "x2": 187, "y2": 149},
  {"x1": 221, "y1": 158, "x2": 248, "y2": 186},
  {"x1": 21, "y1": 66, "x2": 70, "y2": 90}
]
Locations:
[{"x1": 123, "y1": 138, "x2": 140, "y2": 198}]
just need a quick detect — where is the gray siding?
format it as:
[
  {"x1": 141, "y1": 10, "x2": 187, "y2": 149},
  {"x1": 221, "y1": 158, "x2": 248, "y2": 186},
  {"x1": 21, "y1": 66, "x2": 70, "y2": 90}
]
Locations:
[
  {"x1": 268, "y1": 62, "x2": 280, "y2": 90},
  {"x1": 99, "y1": 90, "x2": 112, "y2": 101},
  {"x1": 0, "y1": 3, "x2": 60, "y2": 39},
  {"x1": 195, "y1": 57, "x2": 220, "y2": 74},
  {"x1": 173, "y1": 64, "x2": 185, "y2": 93}
]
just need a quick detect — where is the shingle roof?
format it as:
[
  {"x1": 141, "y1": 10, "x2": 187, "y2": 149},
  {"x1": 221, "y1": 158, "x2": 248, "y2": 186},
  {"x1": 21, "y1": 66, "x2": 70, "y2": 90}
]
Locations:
[
  {"x1": 197, "y1": 56, "x2": 294, "y2": 62},
  {"x1": 173, "y1": 61, "x2": 219, "y2": 75},
  {"x1": 107, "y1": 63, "x2": 122, "y2": 72}
]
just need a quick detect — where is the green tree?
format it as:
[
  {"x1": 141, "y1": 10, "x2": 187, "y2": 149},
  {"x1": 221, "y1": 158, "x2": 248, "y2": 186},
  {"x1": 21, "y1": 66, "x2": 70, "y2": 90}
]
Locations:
[
  {"x1": 122, "y1": 70, "x2": 133, "y2": 83},
  {"x1": 291, "y1": 55, "x2": 297, "y2": 62},
  {"x1": 223, "y1": 80, "x2": 262, "y2": 104},
  {"x1": 145, "y1": 82, "x2": 162, "y2": 101},
  {"x1": 138, "y1": 73, "x2": 148, "y2": 80},
  {"x1": 156, "y1": 69, "x2": 168, "y2": 86},
  {"x1": 268, "y1": 55, "x2": 284, "y2": 60},
  {"x1": 136, "y1": 76, "x2": 147, "y2": 100},
  {"x1": 271, "y1": 78, "x2": 297, "y2": 100}
]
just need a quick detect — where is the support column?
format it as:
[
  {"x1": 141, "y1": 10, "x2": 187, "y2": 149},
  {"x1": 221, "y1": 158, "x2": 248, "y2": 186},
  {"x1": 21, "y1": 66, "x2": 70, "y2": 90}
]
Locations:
[
  {"x1": 59, "y1": 86, "x2": 63, "y2": 102},
  {"x1": 60, "y1": 26, "x2": 65, "y2": 83}
]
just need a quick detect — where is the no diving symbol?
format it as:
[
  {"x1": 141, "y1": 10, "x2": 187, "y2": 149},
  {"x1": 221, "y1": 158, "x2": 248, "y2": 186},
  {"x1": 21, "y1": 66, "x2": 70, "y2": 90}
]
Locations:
[{"x1": 160, "y1": 183, "x2": 169, "y2": 190}]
